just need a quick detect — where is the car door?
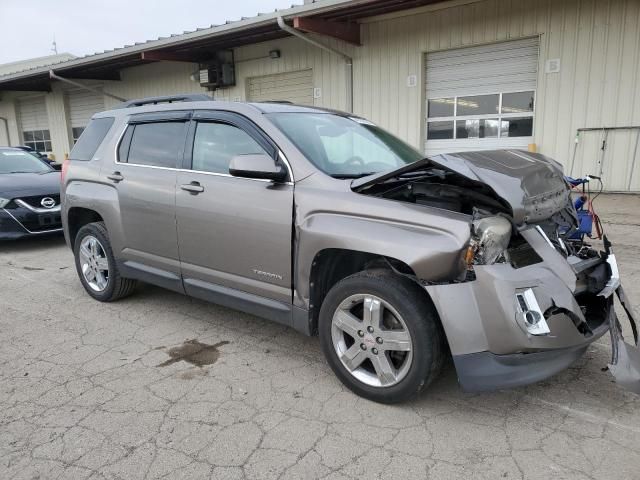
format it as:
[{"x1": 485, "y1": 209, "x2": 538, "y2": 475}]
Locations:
[
  {"x1": 175, "y1": 111, "x2": 294, "y2": 320},
  {"x1": 108, "y1": 111, "x2": 190, "y2": 291}
]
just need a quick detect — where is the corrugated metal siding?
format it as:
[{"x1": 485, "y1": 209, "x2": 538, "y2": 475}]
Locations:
[
  {"x1": 67, "y1": 89, "x2": 105, "y2": 128},
  {"x1": 213, "y1": 35, "x2": 350, "y2": 109},
  {"x1": 247, "y1": 69, "x2": 314, "y2": 104},
  {"x1": 355, "y1": 0, "x2": 640, "y2": 191},
  {"x1": 103, "y1": 62, "x2": 209, "y2": 110}
]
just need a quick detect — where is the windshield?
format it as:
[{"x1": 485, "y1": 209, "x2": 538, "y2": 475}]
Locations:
[
  {"x1": 267, "y1": 113, "x2": 423, "y2": 178},
  {"x1": 0, "y1": 150, "x2": 51, "y2": 174}
]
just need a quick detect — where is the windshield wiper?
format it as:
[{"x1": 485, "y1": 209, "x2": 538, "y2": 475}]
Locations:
[
  {"x1": 7, "y1": 171, "x2": 37, "y2": 174},
  {"x1": 331, "y1": 172, "x2": 379, "y2": 179}
]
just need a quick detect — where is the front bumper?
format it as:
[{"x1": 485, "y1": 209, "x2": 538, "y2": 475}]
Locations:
[
  {"x1": 426, "y1": 228, "x2": 638, "y2": 392},
  {"x1": 452, "y1": 345, "x2": 588, "y2": 392},
  {"x1": 0, "y1": 206, "x2": 63, "y2": 240}
]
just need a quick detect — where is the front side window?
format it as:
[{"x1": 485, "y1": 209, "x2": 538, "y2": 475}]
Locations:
[
  {"x1": 427, "y1": 91, "x2": 535, "y2": 140},
  {"x1": 268, "y1": 113, "x2": 422, "y2": 178},
  {"x1": 125, "y1": 122, "x2": 187, "y2": 168},
  {"x1": 22, "y1": 129, "x2": 52, "y2": 153},
  {"x1": 192, "y1": 122, "x2": 268, "y2": 174}
]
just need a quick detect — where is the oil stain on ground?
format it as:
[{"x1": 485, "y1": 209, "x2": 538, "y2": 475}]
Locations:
[{"x1": 157, "y1": 339, "x2": 230, "y2": 368}]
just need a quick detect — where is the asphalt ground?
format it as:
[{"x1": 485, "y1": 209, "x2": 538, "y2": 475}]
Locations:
[{"x1": 1, "y1": 193, "x2": 639, "y2": 480}]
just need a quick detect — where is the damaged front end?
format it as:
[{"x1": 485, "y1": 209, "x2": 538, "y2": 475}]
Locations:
[{"x1": 353, "y1": 150, "x2": 640, "y2": 393}]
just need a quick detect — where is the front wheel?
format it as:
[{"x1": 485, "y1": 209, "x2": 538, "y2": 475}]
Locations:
[
  {"x1": 74, "y1": 222, "x2": 137, "y2": 302},
  {"x1": 319, "y1": 269, "x2": 445, "y2": 404}
]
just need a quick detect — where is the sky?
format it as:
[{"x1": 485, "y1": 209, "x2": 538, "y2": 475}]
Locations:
[{"x1": 0, "y1": 0, "x2": 302, "y2": 64}]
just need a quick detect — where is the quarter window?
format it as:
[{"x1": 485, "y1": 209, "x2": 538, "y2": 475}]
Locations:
[
  {"x1": 192, "y1": 122, "x2": 268, "y2": 174},
  {"x1": 427, "y1": 91, "x2": 535, "y2": 140},
  {"x1": 70, "y1": 117, "x2": 114, "y2": 161},
  {"x1": 22, "y1": 129, "x2": 52, "y2": 153},
  {"x1": 125, "y1": 122, "x2": 187, "y2": 168}
]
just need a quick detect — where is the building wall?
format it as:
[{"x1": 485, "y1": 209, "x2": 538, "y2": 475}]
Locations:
[
  {"x1": 350, "y1": 0, "x2": 640, "y2": 190},
  {"x1": 213, "y1": 34, "x2": 352, "y2": 111},
  {"x1": 1, "y1": 0, "x2": 639, "y2": 190}
]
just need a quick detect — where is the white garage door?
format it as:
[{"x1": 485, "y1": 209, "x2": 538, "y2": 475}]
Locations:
[
  {"x1": 248, "y1": 69, "x2": 313, "y2": 105},
  {"x1": 425, "y1": 37, "x2": 539, "y2": 156},
  {"x1": 67, "y1": 89, "x2": 105, "y2": 143},
  {"x1": 18, "y1": 96, "x2": 52, "y2": 153}
]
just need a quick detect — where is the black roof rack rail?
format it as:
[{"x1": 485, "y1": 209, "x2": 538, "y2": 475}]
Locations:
[
  {"x1": 259, "y1": 100, "x2": 294, "y2": 104},
  {"x1": 115, "y1": 94, "x2": 212, "y2": 109}
]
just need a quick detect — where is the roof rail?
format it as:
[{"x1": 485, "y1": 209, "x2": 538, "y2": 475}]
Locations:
[
  {"x1": 115, "y1": 94, "x2": 212, "y2": 109},
  {"x1": 259, "y1": 100, "x2": 294, "y2": 104}
]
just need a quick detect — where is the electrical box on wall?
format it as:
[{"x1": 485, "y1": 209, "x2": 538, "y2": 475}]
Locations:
[{"x1": 199, "y1": 50, "x2": 236, "y2": 90}]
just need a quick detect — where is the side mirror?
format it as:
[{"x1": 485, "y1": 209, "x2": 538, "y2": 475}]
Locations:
[{"x1": 229, "y1": 154, "x2": 288, "y2": 182}]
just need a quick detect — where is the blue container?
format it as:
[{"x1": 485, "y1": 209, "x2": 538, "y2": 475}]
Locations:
[{"x1": 569, "y1": 209, "x2": 593, "y2": 239}]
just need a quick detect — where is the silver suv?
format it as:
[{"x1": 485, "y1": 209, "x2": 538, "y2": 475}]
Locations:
[{"x1": 62, "y1": 95, "x2": 638, "y2": 403}]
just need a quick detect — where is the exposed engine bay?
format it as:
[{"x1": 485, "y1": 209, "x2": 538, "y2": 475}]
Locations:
[{"x1": 352, "y1": 150, "x2": 640, "y2": 393}]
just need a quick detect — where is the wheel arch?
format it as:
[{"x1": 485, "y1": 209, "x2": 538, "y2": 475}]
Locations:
[
  {"x1": 67, "y1": 207, "x2": 104, "y2": 248},
  {"x1": 305, "y1": 248, "x2": 432, "y2": 335},
  {"x1": 63, "y1": 181, "x2": 123, "y2": 251}
]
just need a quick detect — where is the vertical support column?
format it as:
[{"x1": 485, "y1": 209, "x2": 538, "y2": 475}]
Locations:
[{"x1": 44, "y1": 86, "x2": 72, "y2": 162}]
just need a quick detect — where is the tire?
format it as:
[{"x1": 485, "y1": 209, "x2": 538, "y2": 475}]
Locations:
[
  {"x1": 73, "y1": 222, "x2": 137, "y2": 302},
  {"x1": 319, "y1": 269, "x2": 445, "y2": 404}
]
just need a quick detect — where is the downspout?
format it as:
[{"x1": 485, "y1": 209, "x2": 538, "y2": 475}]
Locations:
[
  {"x1": 49, "y1": 70, "x2": 127, "y2": 102},
  {"x1": 276, "y1": 16, "x2": 353, "y2": 113},
  {"x1": 0, "y1": 117, "x2": 9, "y2": 146}
]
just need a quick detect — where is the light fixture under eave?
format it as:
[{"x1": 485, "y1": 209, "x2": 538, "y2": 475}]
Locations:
[{"x1": 269, "y1": 49, "x2": 281, "y2": 59}]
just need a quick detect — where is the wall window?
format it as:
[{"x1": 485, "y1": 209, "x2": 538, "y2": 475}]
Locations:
[
  {"x1": 22, "y1": 129, "x2": 52, "y2": 152},
  {"x1": 72, "y1": 127, "x2": 85, "y2": 144},
  {"x1": 125, "y1": 122, "x2": 187, "y2": 168},
  {"x1": 192, "y1": 122, "x2": 268, "y2": 174},
  {"x1": 427, "y1": 91, "x2": 535, "y2": 140}
]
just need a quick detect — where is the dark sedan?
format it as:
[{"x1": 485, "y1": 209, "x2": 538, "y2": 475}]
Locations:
[{"x1": 0, "y1": 147, "x2": 62, "y2": 240}]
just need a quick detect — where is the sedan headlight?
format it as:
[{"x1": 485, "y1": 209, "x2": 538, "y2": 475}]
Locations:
[
  {"x1": 0, "y1": 198, "x2": 9, "y2": 208},
  {"x1": 468, "y1": 216, "x2": 512, "y2": 265}
]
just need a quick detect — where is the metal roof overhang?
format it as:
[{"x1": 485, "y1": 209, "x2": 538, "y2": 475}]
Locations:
[{"x1": 0, "y1": 0, "x2": 444, "y2": 92}]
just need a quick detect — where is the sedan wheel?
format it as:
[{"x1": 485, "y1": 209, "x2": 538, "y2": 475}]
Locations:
[{"x1": 79, "y1": 235, "x2": 110, "y2": 292}]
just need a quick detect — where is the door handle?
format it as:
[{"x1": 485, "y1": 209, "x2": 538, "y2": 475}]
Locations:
[
  {"x1": 180, "y1": 182, "x2": 205, "y2": 194},
  {"x1": 107, "y1": 172, "x2": 124, "y2": 183}
]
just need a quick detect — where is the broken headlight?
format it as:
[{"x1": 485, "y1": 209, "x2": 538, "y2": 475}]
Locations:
[{"x1": 466, "y1": 216, "x2": 512, "y2": 266}]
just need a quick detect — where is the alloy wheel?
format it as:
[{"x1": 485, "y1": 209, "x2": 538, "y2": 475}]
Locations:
[
  {"x1": 78, "y1": 235, "x2": 110, "y2": 292},
  {"x1": 331, "y1": 293, "x2": 413, "y2": 387}
]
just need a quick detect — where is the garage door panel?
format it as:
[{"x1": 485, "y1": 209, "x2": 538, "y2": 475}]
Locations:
[
  {"x1": 18, "y1": 97, "x2": 48, "y2": 131},
  {"x1": 427, "y1": 37, "x2": 539, "y2": 63},
  {"x1": 427, "y1": 62, "x2": 538, "y2": 82},
  {"x1": 68, "y1": 89, "x2": 105, "y2": 128},
  {"x1": 248, "y1": 69, "x2": 313, "y2": 105},
  {"x1": 249, "y1": 76, "x2": 315, "y2": 90}
]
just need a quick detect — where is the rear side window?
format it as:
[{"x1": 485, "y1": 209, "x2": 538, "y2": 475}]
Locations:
[
  {"x1": 70, "y1": 117, "x2": 114, "y2": 161},
  {"x1": 124, "y1": 122, "x2": 187, "y2": 168}
]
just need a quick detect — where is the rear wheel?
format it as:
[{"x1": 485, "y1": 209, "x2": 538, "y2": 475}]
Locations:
[
  {"x1": 319, "y1": 269, "x2": 445, "y2": 403},
  {"x1": 74, "y1": 222, "x2": 137, "y2": 302}
]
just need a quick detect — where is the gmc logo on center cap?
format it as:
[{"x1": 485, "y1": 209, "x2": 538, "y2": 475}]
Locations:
[{"x1": 40, "y1": 197, "x2": 56, "y2": 209}]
